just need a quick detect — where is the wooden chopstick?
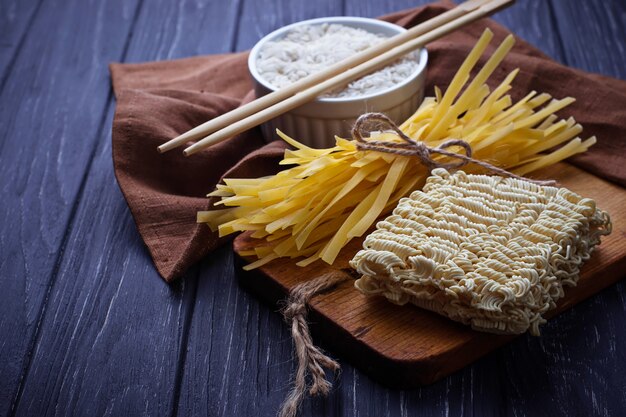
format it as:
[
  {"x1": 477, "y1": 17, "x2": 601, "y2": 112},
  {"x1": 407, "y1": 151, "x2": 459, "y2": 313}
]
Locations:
[
  {"x1": 173, "y1": 0, "x2": 514, "y2": 156},
  {"x1": 157, "y1": 0, "x2": 496, "y2": 154},
  {"x1": 182, "y1": 0, "x2": 513, "y2": 156}
]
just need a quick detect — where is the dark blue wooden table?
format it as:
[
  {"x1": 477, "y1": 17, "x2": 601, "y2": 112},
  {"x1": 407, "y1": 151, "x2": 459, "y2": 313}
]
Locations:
[{"x1": 1, "y1": 0, "x2": 625, "y2": 416}]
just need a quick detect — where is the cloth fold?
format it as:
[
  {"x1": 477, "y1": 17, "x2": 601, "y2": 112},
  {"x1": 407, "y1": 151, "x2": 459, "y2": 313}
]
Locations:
[{"x1": 110, "y1": 1, "x2": 626, "y2": 282}]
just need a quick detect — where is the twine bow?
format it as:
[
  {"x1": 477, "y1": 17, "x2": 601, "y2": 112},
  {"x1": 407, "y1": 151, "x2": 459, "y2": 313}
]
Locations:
[{"x1": 351, "y1": 113, "x2": 556, "y2": 186}]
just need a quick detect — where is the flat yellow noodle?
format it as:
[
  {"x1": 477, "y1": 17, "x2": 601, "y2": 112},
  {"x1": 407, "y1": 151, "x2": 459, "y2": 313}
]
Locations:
[{"x1": 197, "y1": 29, "x2": 597, "y2": 270}]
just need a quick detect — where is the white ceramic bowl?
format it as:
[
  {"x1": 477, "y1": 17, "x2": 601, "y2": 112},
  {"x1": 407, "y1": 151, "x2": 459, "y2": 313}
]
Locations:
[{"x1": 248, "y1": 16, "x2": 428, "y2": 148}]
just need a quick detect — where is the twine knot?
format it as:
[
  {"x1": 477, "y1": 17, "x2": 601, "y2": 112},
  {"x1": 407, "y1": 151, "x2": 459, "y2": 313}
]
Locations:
[{"x1": 351, "y1": 113, "x2": 556, "y2": 186}]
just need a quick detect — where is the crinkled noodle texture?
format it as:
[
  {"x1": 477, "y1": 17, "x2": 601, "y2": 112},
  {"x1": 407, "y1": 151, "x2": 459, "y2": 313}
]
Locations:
[{"x1": 350, "y1": 168, "x2": 612, "y2": 335}]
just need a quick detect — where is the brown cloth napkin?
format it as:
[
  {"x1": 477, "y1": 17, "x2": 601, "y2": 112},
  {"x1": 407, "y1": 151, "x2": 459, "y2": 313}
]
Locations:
[{"x1": 110, "y1": 1, "x2": 626, "y2": 282}]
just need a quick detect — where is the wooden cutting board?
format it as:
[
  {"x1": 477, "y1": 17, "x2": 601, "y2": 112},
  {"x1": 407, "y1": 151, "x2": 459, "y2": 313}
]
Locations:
[{"x1": 233, "y1": 163, "x2": 626, "y2": 388}]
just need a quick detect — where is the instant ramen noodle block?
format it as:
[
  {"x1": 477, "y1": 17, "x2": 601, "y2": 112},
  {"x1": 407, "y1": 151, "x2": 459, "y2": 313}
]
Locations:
[{"x1": 350, "y1": 168, "x2": 612, "y2": 335}]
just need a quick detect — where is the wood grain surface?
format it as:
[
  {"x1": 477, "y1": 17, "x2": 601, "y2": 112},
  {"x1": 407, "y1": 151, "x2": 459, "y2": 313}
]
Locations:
[
  {"x1": 0, "y1": 0, "x2": 624, "y2": 416},
  {"x1": 0, "y1": 0, "x2": 142, "y2": 414},
  {"x1": 233, "y1": 163, "x2": 626, "y2": 387},
  {"x1": 0, "y1": 0, "x2": 42, "y2": 86}
]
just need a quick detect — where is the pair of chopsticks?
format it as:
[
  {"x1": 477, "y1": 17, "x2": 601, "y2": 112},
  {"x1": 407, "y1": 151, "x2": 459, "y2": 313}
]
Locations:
[{"x1": 159, "y1": 0, "x2": 515, "y2": 157}]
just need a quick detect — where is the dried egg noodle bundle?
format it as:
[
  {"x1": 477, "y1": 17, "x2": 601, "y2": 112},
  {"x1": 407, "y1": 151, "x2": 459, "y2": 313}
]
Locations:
[
  {"x1": 199, "y1": 29, "x2": 597, "y2": 270},
  {"x1": 351, "y1": 169, "x2": 612, "y2": 335}
]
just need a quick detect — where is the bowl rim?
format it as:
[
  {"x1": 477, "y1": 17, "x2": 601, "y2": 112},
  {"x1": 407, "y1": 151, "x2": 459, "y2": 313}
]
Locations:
[{"x1": 248, "y1": 16, "x2": 429, "y2": 103}]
